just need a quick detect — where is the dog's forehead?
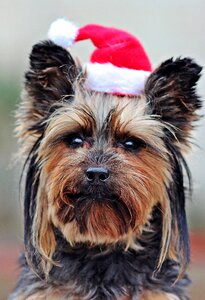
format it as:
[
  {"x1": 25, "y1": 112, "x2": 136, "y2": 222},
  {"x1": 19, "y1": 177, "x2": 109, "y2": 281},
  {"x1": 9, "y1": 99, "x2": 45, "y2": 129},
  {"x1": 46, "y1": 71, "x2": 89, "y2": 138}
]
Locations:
[
  {"x1": 46, "y1": 90, "x2": 164, "y2": 148},
  {"x1": 67, "y1": 91, "x2": 166, "y2": 147},
  {"x1": 74, "y1": 89, "x2": 148, "y2": 125}
]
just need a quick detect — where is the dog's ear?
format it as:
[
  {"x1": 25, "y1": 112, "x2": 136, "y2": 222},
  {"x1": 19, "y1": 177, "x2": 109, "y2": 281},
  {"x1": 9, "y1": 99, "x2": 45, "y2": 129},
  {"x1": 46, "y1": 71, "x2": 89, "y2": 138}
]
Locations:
[
  {"x1": 17, "y1": 40, "x2": 80, "y2": 146},
  {"x1": 145, "y1": 58, "x2": 202, "y2": 146}
]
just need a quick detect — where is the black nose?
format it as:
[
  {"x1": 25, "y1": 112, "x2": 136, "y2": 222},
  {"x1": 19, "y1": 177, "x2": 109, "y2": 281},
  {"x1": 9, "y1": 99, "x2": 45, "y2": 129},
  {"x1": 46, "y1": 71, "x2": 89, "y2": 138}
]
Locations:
[{"x1": 86, "y1": 167, "x2": 110, "y2": 183}]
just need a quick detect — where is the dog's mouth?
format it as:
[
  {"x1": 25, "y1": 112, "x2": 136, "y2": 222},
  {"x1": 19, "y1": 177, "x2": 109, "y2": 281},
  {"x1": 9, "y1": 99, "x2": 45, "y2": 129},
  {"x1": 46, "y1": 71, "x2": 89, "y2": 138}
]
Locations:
[
  {"x1": 53, "y1": 184, "x2": 138, "y2": 241},
  {"x1": 66, "y1": 191, "x2": 119, "y2": 203},
  {"x1": 59, "y1": 190, "x2": 135, "y2": 233},
  {"x1": 65, "y1": 191, "x2": 123, "y2": 215}
]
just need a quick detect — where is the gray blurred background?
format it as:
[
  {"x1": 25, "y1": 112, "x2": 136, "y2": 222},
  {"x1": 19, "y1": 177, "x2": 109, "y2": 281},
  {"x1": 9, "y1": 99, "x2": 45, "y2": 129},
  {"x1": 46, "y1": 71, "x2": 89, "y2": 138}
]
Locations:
[{"x1": 0, "y1": 0, "x2": 204, "y2": 299}]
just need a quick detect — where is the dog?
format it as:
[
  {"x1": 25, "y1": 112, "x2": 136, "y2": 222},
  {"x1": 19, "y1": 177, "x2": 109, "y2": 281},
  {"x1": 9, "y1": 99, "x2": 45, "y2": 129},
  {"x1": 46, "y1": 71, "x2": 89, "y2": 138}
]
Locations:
[{"x1": 9, "y1": 20, "x2": 202, "y2": 300}]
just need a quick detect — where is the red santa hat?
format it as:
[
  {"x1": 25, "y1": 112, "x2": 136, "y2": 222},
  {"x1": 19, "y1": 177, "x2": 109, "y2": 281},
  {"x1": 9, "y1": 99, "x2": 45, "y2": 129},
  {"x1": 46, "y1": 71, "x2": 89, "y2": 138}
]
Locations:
[{"x1": 48, "y1": 18, "x2": 152, "y2": 96}]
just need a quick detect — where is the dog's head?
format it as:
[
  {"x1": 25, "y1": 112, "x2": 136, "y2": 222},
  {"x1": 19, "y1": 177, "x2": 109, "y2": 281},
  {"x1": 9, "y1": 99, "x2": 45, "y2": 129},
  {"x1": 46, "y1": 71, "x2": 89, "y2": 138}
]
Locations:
[{"x1": 17, "y1": 41, "x2": 202, "y2": 275}]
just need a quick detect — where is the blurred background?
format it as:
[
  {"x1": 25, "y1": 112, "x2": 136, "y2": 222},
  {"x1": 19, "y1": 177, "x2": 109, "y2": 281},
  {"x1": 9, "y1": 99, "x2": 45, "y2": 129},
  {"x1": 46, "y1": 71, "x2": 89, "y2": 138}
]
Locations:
[{"x1": 0, "y1": 0, "x2": 204, "y2": 299}]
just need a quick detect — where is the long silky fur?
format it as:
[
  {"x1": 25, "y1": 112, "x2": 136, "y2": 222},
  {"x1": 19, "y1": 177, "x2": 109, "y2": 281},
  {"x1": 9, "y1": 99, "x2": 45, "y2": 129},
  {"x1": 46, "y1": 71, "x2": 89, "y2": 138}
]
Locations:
[
  {"x1": 10, "y1": 41, "x2": 202, "y2": 300},
  {"x1": 22, "y1": 135, "x2": 44, "y2": 277},
  {"x1": 166, "y1": 142, "x2": 191, "y2": 275}
]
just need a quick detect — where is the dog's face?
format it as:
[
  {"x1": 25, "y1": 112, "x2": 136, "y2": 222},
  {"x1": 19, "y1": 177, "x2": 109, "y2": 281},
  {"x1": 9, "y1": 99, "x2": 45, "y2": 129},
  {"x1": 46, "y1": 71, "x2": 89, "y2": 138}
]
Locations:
[
  {"x1": 39, "y1": 92, "x2": 170, "y2": 247},
  {"x1": 17, "y1": 41, "x2": 202, "y2": 274}
]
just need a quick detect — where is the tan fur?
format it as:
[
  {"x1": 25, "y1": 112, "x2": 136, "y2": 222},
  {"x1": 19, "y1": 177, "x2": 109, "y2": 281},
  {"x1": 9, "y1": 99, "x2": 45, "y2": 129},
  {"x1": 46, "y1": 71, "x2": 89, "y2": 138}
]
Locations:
[
  {"x1": 139, "y1": 290, "x2": 180, "y2": 300},
  {"x1": 13, "y1": 290, "x2": 180, "y2": 300},
  {"x1": 12, "y1": 44, "x2": 202, "y2": 300},
  {"x1": 32, "y1": 172, "x2": 56, "y2": 274},
  {"x1": 15, "y1": 89, "x2": 44, "y2": 158},
  {"x1": 23, "y1": 87, "x2": 177, "y2": 275}
]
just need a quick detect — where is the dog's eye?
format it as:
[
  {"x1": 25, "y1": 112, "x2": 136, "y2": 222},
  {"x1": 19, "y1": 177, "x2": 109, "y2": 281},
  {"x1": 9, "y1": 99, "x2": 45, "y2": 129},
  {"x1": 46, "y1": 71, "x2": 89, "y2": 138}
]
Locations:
[
  {"x1": 71, "y1": 137, "x2": 84, "y2": 147},
  {"x1": 120, "y1": 138, "x2": 144, "y2": 151},
  {"x1": 63, "y1": 134, "x2": 84, "y2": 148}
]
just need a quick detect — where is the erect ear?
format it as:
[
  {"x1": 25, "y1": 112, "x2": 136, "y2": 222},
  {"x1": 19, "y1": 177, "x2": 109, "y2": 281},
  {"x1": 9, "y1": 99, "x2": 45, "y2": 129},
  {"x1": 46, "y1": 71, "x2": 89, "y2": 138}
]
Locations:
[
  {"x1": 145, "y1": 58, "x2": 202, "y2": 146},
  {"x1": 17, "y1": 40, "x2": 80, "y2": 142}
]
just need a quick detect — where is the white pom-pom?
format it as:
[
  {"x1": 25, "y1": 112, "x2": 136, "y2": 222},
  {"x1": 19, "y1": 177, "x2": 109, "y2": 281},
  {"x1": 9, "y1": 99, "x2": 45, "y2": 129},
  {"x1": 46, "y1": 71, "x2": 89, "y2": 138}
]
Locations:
[{"x1": 48, "y1": 18, "x2": 79, "y2": 48}]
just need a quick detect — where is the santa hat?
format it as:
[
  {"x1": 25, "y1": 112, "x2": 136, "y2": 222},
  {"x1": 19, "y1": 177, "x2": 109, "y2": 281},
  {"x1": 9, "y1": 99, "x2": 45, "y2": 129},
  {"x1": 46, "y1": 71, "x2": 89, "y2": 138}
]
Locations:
[{"x1": 48, "y1": 18, "x2": 152, "y2": 96}]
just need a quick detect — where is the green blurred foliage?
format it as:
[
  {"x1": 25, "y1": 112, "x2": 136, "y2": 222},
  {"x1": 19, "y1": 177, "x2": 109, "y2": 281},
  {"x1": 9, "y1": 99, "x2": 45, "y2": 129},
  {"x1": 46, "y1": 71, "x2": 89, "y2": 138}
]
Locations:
[
  {"x1": 0, "y1": 77, "x2": 21, "y2": 111},
  {"x1": 0, "y1": 77, "x2": 22, "y2": 241}
]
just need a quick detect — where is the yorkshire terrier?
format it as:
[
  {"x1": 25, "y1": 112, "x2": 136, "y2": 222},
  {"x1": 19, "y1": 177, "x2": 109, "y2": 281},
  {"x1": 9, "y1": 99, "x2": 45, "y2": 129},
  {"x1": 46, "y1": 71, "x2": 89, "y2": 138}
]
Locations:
[{"x1": 10, "y1": 20, "x2": 202, "y2": 300}]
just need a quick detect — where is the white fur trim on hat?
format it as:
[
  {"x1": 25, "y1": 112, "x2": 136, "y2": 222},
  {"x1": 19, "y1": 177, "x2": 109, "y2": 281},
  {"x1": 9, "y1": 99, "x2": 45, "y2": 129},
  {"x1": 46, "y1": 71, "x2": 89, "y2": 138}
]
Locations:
[
  {"x1": 48, "y1": 18, "x2": 79, "y2": 48},
  {"x1": 85, "y1": 63, "x2": 151, "y2": 95}
]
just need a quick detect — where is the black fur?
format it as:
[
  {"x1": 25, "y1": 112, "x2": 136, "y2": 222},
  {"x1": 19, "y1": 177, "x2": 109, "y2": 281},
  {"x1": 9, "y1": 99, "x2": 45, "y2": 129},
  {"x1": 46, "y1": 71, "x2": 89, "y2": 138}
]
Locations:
[
  {"x1": 10, "y1": 42, "x2": 202, "y2": 300},
  {"x1": 12, "y1": 139, "x2": 192, "y2": 299},
  {"x1": 26, "y1": 40, "x2": 79, "y2": 102},
  {"x1": 23, "y1": 41, "x2": 79, "y2": 134},
  {"x1": 145, "y1": 57, "x2": 202, "y2": 144},
  {"x1": 13, "y1": 208, "x2": 190, "y2": 300},
  {"x1": 166, "y1": 142, "x2": 191, "y2": 273},
  {"x1": 23, "y1": 135, "x2": 44, "y2": 276}
]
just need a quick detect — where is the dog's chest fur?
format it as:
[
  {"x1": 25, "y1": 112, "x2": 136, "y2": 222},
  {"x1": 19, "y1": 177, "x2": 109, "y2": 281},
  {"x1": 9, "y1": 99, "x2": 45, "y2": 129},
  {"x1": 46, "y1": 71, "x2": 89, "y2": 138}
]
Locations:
[{"x1": 13, "y1": 215, "x2": 189, "y2": 300}]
